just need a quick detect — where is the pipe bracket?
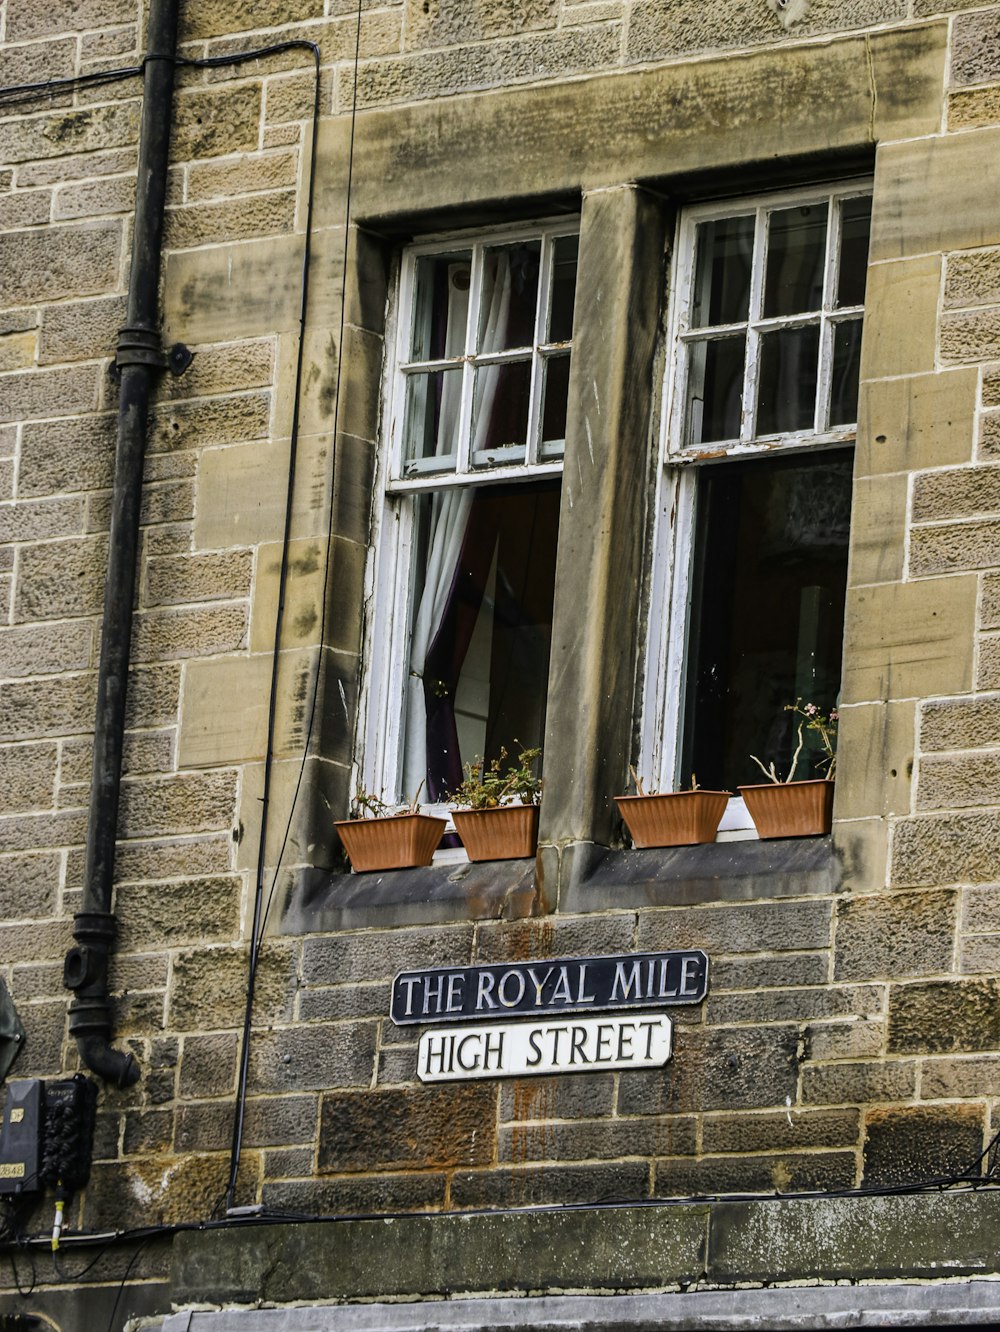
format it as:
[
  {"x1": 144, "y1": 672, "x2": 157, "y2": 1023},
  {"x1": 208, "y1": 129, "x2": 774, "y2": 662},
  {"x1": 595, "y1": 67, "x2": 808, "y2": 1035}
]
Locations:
[{"x1": 111, "y1": 325, "x2": 193, "y2": 380}]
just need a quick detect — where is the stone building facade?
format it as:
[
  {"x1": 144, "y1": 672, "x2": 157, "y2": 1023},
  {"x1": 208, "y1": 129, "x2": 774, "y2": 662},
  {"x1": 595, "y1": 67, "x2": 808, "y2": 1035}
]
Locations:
[{"x1": 4, "y1": 0, "x2": 1000, "y2": 1327}]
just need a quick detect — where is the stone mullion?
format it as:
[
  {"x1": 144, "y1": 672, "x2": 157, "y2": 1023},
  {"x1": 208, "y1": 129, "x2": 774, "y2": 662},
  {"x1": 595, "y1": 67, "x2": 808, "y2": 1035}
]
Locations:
[{"x1": 539, "y1": 184, "x2": 667, "y2": 877}]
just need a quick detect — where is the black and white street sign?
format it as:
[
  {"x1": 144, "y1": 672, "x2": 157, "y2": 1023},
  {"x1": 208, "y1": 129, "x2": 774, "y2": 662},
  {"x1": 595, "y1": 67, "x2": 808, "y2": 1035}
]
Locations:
[
  {"x1": 416, "y1": 1013, "x2": 672, "y2": 1082},
  {"x1": 392, "y1": 950, "x2": 708, "y2": 1026}
]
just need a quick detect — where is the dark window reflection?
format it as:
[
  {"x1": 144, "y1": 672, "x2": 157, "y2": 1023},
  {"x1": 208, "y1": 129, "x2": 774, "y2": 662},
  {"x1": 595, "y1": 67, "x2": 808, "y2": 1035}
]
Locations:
[
  {"x1": 541, "y1": 352, "x2": 571, "y2": 449},
  {"x1": 549, "y1": 235, "x2": 579, "y2": 343},
  {"x1": 764, "y1": 204, "x2": 827, "y2": 318},
  {"x1": 837, "y1": 196, "x2": 872, "y2": 308},
  {"x1": 681, "y1": 451, "x2": 853, "y2": 791},
  {"x1": 472, "y1": 360, "x2": 531, "y2": 463},
  {"x1": 757, "y1": 325, "x2": 820, "y2": 435},
  {"x1": 692, "y1": 215, "x2": 754, "y2": 328},
  {"x1": 686, "y1": 336, "x2": 746, "y2": 444},
  {"x1": 479, "y1": 242, "x2": 541, "y2": 350},
  {"x1": 831, "y1": 319, "x2": 863, "y2": 426}
]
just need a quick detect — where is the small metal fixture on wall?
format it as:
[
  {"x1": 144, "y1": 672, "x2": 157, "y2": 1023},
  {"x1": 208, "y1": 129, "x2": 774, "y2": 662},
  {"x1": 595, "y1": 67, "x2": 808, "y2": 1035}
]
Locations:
[{"x1": 767, "y1": 0, "x2": 810, "y2": 28}]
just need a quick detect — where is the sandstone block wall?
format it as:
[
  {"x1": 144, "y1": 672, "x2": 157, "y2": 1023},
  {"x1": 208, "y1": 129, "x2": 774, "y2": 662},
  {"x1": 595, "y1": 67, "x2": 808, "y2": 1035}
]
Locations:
[{"x1": 4, "y1": 0, "x2": 1000, "y2": 1301}]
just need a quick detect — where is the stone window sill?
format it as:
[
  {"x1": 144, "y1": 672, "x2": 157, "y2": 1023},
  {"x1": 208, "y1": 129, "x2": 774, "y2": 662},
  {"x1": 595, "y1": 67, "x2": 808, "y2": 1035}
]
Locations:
[{"x1": 280, "y1": 837, "x2": 838, "y2": 933}]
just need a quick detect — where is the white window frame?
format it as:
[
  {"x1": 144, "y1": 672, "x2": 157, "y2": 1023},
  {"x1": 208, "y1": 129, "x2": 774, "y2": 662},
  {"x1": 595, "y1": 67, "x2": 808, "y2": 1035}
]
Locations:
[
  {"x1": 356, "y1": 218, "x2": 579, "y2": 822},
  {"x1": 639, "y1": 181, "x2": 871, "y2": 835}
]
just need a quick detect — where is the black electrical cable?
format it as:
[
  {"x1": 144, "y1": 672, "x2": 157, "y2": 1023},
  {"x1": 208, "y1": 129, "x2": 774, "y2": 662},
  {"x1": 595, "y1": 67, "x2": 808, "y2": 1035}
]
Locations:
[
  {"x1": 251, "y1": 31, "x2": 364, "y2": 944},
  {"x1": 3, "y1": 1160, "x2": 1000, "y2": 1261},
  {"x1": 104, "y1": 1235, "x2": 151, "y2": 1332},
  {"x1": 0, "y1": 63, "x2": 142, "y2": 104},
  {"x1": 211, "y1": 32, "x2": 326, "y2": 1212}
]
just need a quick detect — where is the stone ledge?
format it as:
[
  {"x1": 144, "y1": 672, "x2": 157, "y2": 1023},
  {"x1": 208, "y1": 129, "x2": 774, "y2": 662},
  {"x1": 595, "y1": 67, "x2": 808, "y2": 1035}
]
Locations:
[
  {"x1": 280, "y1": 859, "x2": 539, "y2": 932},
  {"x1": 282, "y1": 837, "x2": 839, "y2": 932},
  {"x1": 167, "y1": 1191, "x2": 1000, "y2": 1310},
  {"x1": 560, "y1": 836, "x2": 839, "y2": 913}
]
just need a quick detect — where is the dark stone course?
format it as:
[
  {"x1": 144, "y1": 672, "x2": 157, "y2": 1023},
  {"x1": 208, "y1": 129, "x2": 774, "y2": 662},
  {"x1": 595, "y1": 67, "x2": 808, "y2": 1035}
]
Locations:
[
  {"x1": 298, "y1": 981, "x2": 391, "y2": 1021},
  {"x1": 618, "y1": 1026, "x2": 800, "y2": 1115},
  {"x1": 474, "y1": 913, "x2": 637, "y2": 963},
  {"x1": 301, "y1": 924, "x2": 475, "y2": 984},
  {"x1": 498, "y1": 1115, "x2": 697, "y2": 1164},
  {"x1": 263, "y1": 1146, "x2": 316, "y2": 1179},
  {"x1": 374, "y1": 1045, "x2": 420, "y2": 1087},
  {"x1": 91, "y1": 1110, "x2": 122, "y2": 1162},
  {"x1": 318, "y1": 1085, "x2": 496, "y2": 1173},
  {"x1": 862, "y1": 1104, "x2": 985, "y2": 1186},
  {"x1": 701, "y1": 1108, "x2": 861, "y2": 1155},
  {"x1": 498, "y1": 1073, "x2": 616, "y2": 1122},
  {"x1": 261, "y1": 1172, "x2": 447, "y2": 1217},
  {"x1": 449, "y1": 1161, "x2": 651, "y2": 1210},
  {"x1": 887, "y1": 979, "x2": 1000, "y2": 1054},
  {"x1": 655, "y1": 1150, "x2": 857, "y2": 1198},
  {"x1": 638, "y1": 899, "x2": 832, "y2": 956},
  {"x1": 711, "y1": 952, "x2": 829, "y2": 991},
  {"x1": 179, "y1": 1032, "x2": 238, "y2": 1099},
  {"x1": 144, "y1": 1067, "x2": 177, "y2": 1106},
  {"x1": 123, "y1": 1108, "x2": 173, "y2": 1155},
  {"x1": 834, "y1": 890, "x2": 958, "y2": 981},
  {"x1": 248, "y1": 1021, "x2": 378, "y2": 1093}
]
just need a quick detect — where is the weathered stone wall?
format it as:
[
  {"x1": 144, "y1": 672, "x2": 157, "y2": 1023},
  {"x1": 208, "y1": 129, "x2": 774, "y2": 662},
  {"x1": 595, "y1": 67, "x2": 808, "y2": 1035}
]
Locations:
[{"x1": 5, "y1": 4, "x2": 1000, "y2": 1321}]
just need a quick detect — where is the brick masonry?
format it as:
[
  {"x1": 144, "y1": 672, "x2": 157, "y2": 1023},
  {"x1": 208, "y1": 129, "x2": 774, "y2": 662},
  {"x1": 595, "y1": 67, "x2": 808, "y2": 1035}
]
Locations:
[{"x1": 5, "y1": 0, "x2": 1000, "y2": 1319}]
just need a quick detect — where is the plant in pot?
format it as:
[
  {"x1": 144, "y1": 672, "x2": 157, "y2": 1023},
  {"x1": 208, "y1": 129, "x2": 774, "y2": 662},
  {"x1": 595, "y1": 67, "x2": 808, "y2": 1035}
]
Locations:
[
  {"x1": 449, "y1": 746, "x2": 542, "y2": 862},
  {"x1": 615, "y1": 767, "x2": 730, "y2": 848},
  {"x1": 335, "y1": 783, "x2": 446, "y2": 872},
  {"x1": 738, "y1": 701, "x2": 837, "y2": 839}
]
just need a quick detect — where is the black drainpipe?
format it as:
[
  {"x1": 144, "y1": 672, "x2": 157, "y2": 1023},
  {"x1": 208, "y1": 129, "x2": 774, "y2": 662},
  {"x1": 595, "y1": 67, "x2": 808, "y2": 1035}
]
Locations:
[{"x1": 63, "y1": 0, "x2": 187, "y2": 1089}]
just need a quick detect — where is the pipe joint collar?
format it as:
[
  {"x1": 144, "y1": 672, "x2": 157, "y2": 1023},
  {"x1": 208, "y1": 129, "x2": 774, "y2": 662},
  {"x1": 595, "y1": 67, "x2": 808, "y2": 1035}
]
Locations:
[{"x1": 114, "y1": 325, "x2": 193, "y2": 376}]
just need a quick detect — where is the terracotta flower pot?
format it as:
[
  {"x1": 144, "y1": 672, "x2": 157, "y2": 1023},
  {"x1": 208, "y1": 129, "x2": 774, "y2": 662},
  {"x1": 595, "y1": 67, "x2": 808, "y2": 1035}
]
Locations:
[
  {"x1": 335, "y1": 813, "x2": 446, "y2": 872},
  {"x1": 615, "y1": 790, "x2": 729, "y2": 848},
  {"x1": 452, "y1": 804, "x2": 540, "y2": 862},
  {"x1": 738, "y1": 779, "x2": 835, "y2": 839}
]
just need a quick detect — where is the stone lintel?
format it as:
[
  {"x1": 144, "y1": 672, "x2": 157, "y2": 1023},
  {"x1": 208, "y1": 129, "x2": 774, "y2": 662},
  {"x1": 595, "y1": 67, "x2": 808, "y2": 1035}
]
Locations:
[{"x1": 313, "y1": 24, "x2": 945, "y2": 226}]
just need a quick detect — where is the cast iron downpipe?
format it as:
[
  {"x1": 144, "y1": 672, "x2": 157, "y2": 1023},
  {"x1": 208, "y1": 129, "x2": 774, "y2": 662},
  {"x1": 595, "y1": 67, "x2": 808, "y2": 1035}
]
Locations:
[{"x1": 63, "y1": 0, "x2": 182, "y2": 1089}]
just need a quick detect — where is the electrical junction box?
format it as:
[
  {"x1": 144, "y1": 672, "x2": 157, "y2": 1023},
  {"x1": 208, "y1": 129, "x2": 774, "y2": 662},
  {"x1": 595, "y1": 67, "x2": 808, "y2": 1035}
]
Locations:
[{"x1": 0, "y1": 1078, "x2": 42, "y2": 1195}]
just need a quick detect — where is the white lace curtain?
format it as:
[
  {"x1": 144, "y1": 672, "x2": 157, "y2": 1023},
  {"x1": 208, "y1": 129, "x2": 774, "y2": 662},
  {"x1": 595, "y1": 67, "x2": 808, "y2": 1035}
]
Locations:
[{"x1": 401, "y1": 254, "x2": 513, "y2": 799}]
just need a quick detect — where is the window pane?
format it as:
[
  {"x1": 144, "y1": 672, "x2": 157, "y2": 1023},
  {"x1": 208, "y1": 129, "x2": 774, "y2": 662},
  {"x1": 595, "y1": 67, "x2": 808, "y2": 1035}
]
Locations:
[
  {"x1": 401, "y1": 480, "x2": 561, "y2": 802},
  {"x1": 402, "y1": 368, "x2": 463, "y2": 471},
  {"x1": 830, "y1": 318, "x2": 863, "y2": 426},
  {"x1": 764, "y1": 204, "x2": 827, "y2": 318},
  {"x1": 757, "y1": 324, "x2": 820, "y2": 436},
  {"x1": 691, "y1": 215, "x2": 754, "y2": 328},
  {"x1": 411, "y1": 251, "x2": 471, "y2": 362},
  {"x1": 837, "y1": 196, "x2": 872, "y2": 308},
  {"x1": 472, "y1": 360, "x2": 530, "y2": 465},
  {"x1": 479, "y1": 241, "x2": 541, "y2": 352},
  {"x1": 685, "y1": 336, "x2": 746, "y2": 446},
  {"x1": 549, "y1": 234, "x2": 579, "y2": 344},
  {"x1": 681, "y1": 451, "x2": 853, "y2": 792},
  {"x1": 540, "y1": 352, "x2": 571, "y2": 458}
]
